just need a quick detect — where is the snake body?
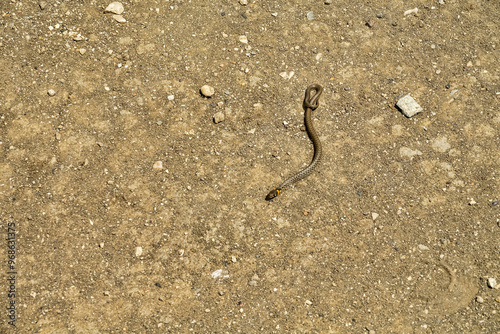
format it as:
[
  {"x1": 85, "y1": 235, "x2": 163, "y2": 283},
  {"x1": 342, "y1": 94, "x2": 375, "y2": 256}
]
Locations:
[{"x1": 266, "y1": 84, "x2": 324, "y2": 201}]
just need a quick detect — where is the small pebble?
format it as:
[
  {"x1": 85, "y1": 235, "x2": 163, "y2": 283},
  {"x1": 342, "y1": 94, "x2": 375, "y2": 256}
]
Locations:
[
  {"x1": 418, "y1": 244, "x2": 430, "y2": 251},
  {"x1": 366, "y1": 19, "x2": 375, "y2": 28},
  {"x1": 305, "y1": 300, "x2": 313, "y2": 305},
  {"x1": 47, "y1": 89, "x2": 56, "y2": 96},
  {"x1": 200, "y1": 85, "x2": 215, "y2": 97},
  {"x1": 306, "y1": 11, "x2": 315, "y2": 20},
  {"x1": 404, "y1": 8, "x2": 418, "y2": 16},
  {"x1": 135, "y1": 246, "x2": 143, "y2": 257},
  {"x1": 376, "y1": 13, "x2": 383, "y2": 18},
  {"x1": 153, "y1": 161, "x2": 163, "y2": 169},
  {"x1": 438, "y1": 0, "x2": 445, "y2": 4},
  {"x1": 476, "y1": 296, "x2": 484, "y2": 303},
  {"x1": 492, "y1": 200, "x2": 498, "y2": 206},
  {"x1": 279, "y1": 71, "x2": 295, "y2": 80},
  {"x1": 239, "y1": 35, "x2": 248, "y2": 44},
  {"x1": 396, "y1": 94, "x2": 423, "y2": 117},
  {"x1": 371, "y1": 212, "x2": 379, "y2": 221},
  {"x1": 211, "y1": 269, "x2": 223, "y2": 279},
  {"x1": 38, "y1": 1, "x2": 47, "y2": 10},
  {"x1": 105, "y1": 2, "x2": 124, "y2": 15},
  {"x1": 487, "y1": 277, "x2": 497, "y2": 289},
  {"x1": 213, "y1": 112, "x2": 225, "y2": 124},
  {"x1": 79, "y1": 48, "x2": 86, "y2": 55},
  {"x1": 99, "y1": 242, "x2": 105, "y2": 248},
  {"x1": 324, "y1": 0, "x2": 332, "y2": 4},
  {"x1": 112, "y1": 14, "x2": 127, "y2": 23},
  {"x1": 167, "y1": 95, "x2": 174, "y2": 101},
  {"x1": 469, "y1": 198, "x2": 477, "y2": 205},
  {"x1": 239, "y1": 0, "x2": 248, "y2": 5}
]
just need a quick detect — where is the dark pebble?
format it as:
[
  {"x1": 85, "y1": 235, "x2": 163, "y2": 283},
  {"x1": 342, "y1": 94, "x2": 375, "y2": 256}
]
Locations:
[
  {"x1": 221, "y1": 12, "x2": 225, "y2": 16},
  {"x1": 445, "y1": 83, "x2": 450, "y2": 89},
  {"x1": 492, "y1": 200, "x2": 498, "y2": 206}
]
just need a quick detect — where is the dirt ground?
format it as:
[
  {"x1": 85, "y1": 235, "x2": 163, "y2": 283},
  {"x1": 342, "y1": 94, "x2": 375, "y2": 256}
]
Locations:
[{"x1": 0, "y1": 0, "x2": 499, "y2": 332}]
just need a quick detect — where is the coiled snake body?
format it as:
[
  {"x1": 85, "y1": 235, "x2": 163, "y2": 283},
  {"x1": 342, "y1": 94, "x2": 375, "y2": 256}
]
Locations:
[{"x1": 266, "y1": 84, "x2": 324, "y2": 200}]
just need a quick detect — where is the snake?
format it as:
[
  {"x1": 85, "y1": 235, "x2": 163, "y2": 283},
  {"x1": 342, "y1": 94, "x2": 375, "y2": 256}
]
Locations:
[{"x1": 266, "y1": 84, "x2": 324, "y2": 201}]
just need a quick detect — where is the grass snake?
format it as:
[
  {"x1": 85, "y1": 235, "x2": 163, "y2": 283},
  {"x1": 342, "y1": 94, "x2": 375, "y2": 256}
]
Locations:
[{"x1": 266, "y1": 84, "x2": 324, "y2": 201}]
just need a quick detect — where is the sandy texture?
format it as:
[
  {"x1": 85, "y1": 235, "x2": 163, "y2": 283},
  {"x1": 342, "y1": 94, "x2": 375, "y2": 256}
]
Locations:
[{"x1": 0, "y1": 0, "x2": 499, "y2": 332}]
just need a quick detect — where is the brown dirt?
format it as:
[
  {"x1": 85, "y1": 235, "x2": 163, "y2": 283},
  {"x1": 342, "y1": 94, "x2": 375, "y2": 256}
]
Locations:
[{"x1": 1, "y1": 0, "x2": 499, "y2": 332}]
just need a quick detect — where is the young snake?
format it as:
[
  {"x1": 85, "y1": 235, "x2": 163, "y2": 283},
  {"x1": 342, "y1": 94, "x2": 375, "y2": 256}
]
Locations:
[{"x1": 266, "y1": 84, "x2": 324, "y2": 201}]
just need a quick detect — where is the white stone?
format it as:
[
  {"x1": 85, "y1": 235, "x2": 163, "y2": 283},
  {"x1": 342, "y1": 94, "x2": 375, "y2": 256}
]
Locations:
[
  {"x1": 279, "y1": 71, "x2": 295, "y2": 80},
  {"x1": 487, "y1": 277, "x2": 497, "y2": 289},
  {"x1": 135, "y1": 246, "x2": 143, "y2": 257},
  {"x1": 153, "y1": 161, "x2": 163, "y2": 169},
  {"x1": 47, "y1": 89, "x2": 56, "y2": 96},
  {"x1": 239, "y1": 35, "x2": 248, "y2": 44},
  {"x1": 418, "y1": 244, "x2": 430, "y2": 251},
  {"x1": 396, "y1": 94, "x2": 422, "y2": 117},
  {"x1": 112, "y1": 14, "x2": 127, "y2": 23},
  {"x1": 105, "y1": 2, "x2": 124, "y2": 15},
  {"x1": 239, "y1": 0, "x2": 248, "y2": 5},
  {"x1": 404, "y1": 8, "x2": 418, "y2": 16},
  {"x1": 200, "y1": 85, "x2": 215, "y2": 97},
  {"x1": 211, "y1": 269, "x2": 224, "y2": 279}
]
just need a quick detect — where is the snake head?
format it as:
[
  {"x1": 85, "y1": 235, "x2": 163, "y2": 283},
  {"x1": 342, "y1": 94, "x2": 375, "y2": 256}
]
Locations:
[{"x1": 265, "y1": 188, "x2": 281, "y2": 201}]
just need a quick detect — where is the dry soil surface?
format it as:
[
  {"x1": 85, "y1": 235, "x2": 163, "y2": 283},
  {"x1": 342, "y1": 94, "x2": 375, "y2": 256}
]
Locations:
[{"x1": 1, "y1": 0, "x2": 499, "y2": 333}]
